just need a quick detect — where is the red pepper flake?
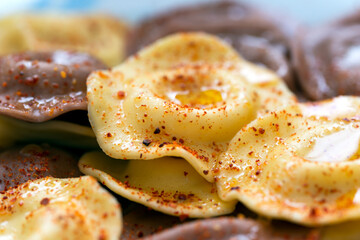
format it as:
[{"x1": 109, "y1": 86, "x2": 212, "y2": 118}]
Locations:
[
  {"x1": 159, "y1": 142, "x2": 168, "y2": 148},
  {"x1": 117, "y1": 91, "x2": 126, "y2": 99},
  {"x1": 124, "y1": 181, "x2": 130, "y2": 187},
  {"x1": 172, "y1": 137, "x2": 177, "y2": 141},
  {"x1": 203, "y1": 170, "x2": 209, "y2": 175},
  {"x1": 258, "y1": 128, "x2": 265, "y2": 134},
  {"x1": 98, "y1": 71, "x2": 109, "y2": 79},
  {"x1": 179, "y1": 139, "x2": 184, "y2": 144},
  {"x1": 213, "y1": 168, "x2": 220, "y2": 174},
  {"x1": 106, "y1": 133, "x2": 112, "y2": 137},
  {"x1": 40, "y1": 198, "x2": 50, "y2": 206},
  {"x1": 230, "y1": 186, "x2": 240, "y2": 191},
  {"x1": 255, "y1": 170, "x2": 261, "y2": 175},
  {"x1": 184, "y1": 171, "x2": 188, "y2": 176},
  {"x1": 2, "y1": 82, "x2": 7, "y2": 87},
  {"x1": 154, "y1": 127, "x2": 160, "y2": 134},
  {"x1": 142, "y1": 139, "x2": 152, "y2": 146},
  {"x1": 309, "y1": 208, "x2": 318, "y2": 218},
  {"x1": 287, "y1": 122, "x2": 292, "y2": 126},
  {"x1": 24, "y1": 75, "x2": 39, "y2": 85}
]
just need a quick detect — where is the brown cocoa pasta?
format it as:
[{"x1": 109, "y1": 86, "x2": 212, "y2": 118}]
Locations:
[
  {"x1": 0, "y1": 144, "x2": 81, "y2": 191},
  {"x1": 294, "y1": 10, "x2": 360, "y2": 100},
  {"x1": 0, "y1": 51, "x2": 106, "y2": 122}
]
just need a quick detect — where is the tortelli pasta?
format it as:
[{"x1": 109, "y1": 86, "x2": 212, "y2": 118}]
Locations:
[
  {"x1": 0, "y1": 176, "x2": 122, "y2": 240},
  {"x1": 79, "y1": 152, "x2": 236, "y2": 218},
  {"x1": 87, "y1": 33, "x2": 295, "y2": 183},
  {"x1": 216, "y1": 104, "x2": 360, "y2": 226},
  {"x1": 0, "y1": 14, "x2": 128, "y2": 67}
]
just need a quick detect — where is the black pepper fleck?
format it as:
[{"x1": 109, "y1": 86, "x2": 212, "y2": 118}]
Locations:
[
  {"x1": 142, "y1": 139, "x2": 152, "y2": 146},
  {"x1": 178, "y1": 194, "x2": 187, "y2": 200}
]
